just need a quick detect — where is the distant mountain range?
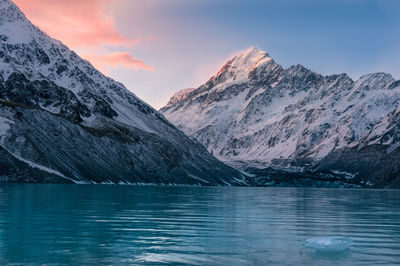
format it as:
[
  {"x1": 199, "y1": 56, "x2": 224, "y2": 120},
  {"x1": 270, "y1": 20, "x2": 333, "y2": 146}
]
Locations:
[
  {"x1": 161, "y1": 47, "x2": 400, "y2": 188},
  {"x1": 0, "y1": 0, "x2": 244, "y2": 185}
]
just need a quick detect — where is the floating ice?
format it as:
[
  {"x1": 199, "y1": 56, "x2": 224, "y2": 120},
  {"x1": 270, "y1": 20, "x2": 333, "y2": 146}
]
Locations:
[{"x1": 303, "y1": 236, "x2": 352, "y2": 253}]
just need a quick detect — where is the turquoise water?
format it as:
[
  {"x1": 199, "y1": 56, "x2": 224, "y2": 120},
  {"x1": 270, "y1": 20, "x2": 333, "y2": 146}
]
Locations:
[{"x1": 0, "y1": 185, "x2": 399, "y2": 265}]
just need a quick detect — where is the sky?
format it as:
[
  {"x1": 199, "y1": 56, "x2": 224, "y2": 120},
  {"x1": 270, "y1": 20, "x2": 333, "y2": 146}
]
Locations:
[{"x1": 13, "y1": 0, "x2": 400, "y2": 109}]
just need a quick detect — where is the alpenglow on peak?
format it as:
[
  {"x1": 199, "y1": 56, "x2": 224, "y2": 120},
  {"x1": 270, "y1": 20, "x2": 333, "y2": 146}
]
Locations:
[{"x1": 213, "y1": 47, "x2": 273, "y2": 83}]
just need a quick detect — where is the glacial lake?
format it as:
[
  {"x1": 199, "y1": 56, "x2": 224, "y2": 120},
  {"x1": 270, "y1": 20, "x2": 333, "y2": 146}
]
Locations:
[{"x1": 0, "y1": 185, "x2": 399, "y2": 265}]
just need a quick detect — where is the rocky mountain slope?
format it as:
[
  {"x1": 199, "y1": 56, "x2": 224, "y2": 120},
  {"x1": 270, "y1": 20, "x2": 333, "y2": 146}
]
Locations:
[
  {"x1": 161, "y1": 47, "x2": 400, "y2": 188},
  {"x1": 0, "y1": 0, "x2": 245, "y2": 185}
]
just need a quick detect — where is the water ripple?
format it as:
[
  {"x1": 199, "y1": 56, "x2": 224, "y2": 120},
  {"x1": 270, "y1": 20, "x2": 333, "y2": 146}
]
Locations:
[{"x1": 0, "y1": 185, "x2": 399, "y2": 265}]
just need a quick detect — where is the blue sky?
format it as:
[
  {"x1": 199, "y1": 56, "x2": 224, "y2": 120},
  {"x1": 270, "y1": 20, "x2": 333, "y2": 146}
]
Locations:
[
  {"x1": 111, "y1": 0, "x2": 400, "y2": 109},
  {"x1": 19, "y1": 0, "x2": 400, "y2": 109}
]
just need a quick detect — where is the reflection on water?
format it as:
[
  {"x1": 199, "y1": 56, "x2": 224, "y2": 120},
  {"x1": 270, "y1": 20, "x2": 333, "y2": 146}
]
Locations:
[{"x1": 0, "y1": 184, "x2": 399, "y2": 265}]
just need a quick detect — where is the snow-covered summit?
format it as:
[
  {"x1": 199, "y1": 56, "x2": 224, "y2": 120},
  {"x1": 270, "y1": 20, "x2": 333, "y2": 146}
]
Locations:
[
  {"x1": 219, "y1": 47, "x2": 272, "y2": 74},
  {"x1": 213, "y1": 47, "x2": 273, "y2": 85},
  {"x1": 161, "y1": 47, "x2": 400, "y2": 188}
]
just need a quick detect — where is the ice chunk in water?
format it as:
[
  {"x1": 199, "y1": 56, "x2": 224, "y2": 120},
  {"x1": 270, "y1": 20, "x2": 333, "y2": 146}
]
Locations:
[{"x1": 303, "y1": 236, "x2": 352, "y2": 253}]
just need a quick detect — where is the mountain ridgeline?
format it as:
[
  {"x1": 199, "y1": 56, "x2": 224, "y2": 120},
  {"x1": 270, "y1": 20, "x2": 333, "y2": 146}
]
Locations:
[
  {"x1": 0, "y1": 0, "x2": 246, "y2": 185},
  {"x1": 161, "y1": 48, "x2": 400, "y2": 189}
]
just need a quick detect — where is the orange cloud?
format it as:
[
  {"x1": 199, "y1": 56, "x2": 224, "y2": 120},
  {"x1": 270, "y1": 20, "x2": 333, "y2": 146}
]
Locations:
[
  {"x1": 82, "y1": 52, "x2": 155, "y2": 73},
  {"x1": 13, "y1": 0, "x2": 133, "y2": 48}
]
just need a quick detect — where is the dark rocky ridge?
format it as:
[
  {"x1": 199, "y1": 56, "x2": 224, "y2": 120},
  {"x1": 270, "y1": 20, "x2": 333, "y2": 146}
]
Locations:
[{"x1": 0, "y1": 0, "x2": 244, "y2": 185}]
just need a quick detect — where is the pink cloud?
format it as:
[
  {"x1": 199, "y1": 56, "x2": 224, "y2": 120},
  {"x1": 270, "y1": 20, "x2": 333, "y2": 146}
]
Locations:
[
  {"x1": 82, "y1": 52, "x2": 155, "y2": 72},
  {"x1": 13, "y1": 0, "x2": 156, "y2": 72},
  {"x1": 13, "y1": 0, "x2": 133, "y2": 48}
]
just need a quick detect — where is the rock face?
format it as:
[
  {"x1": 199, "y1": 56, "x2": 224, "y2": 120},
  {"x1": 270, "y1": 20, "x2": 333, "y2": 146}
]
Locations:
[
  {"x1": 161, "y1": 47, "x2": 400, "y2": 188},
  {"x1": 0, "y1": 0, "x2": 245, "y2": 185}
]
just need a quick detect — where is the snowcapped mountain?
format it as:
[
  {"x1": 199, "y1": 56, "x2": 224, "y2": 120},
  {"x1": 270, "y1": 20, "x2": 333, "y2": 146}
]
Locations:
[
  {"x1": 161, "y1": 47, "x2": 400, "y2": 188},
  {"x1": 0, "y1": 0, "x2": 245, "y2": 185}
]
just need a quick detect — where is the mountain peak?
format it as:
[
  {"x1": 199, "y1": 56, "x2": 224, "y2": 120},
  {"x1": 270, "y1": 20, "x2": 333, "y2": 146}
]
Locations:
[
  {"x1": 231, "y1": 47, "x2": 271, "y2": 66},
  {"x1": 214, "y1": 47, "x2": 273, "y2": 83},
  {"x1": 238, "y1": 47, "x2": 269, "y2": 59}
]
